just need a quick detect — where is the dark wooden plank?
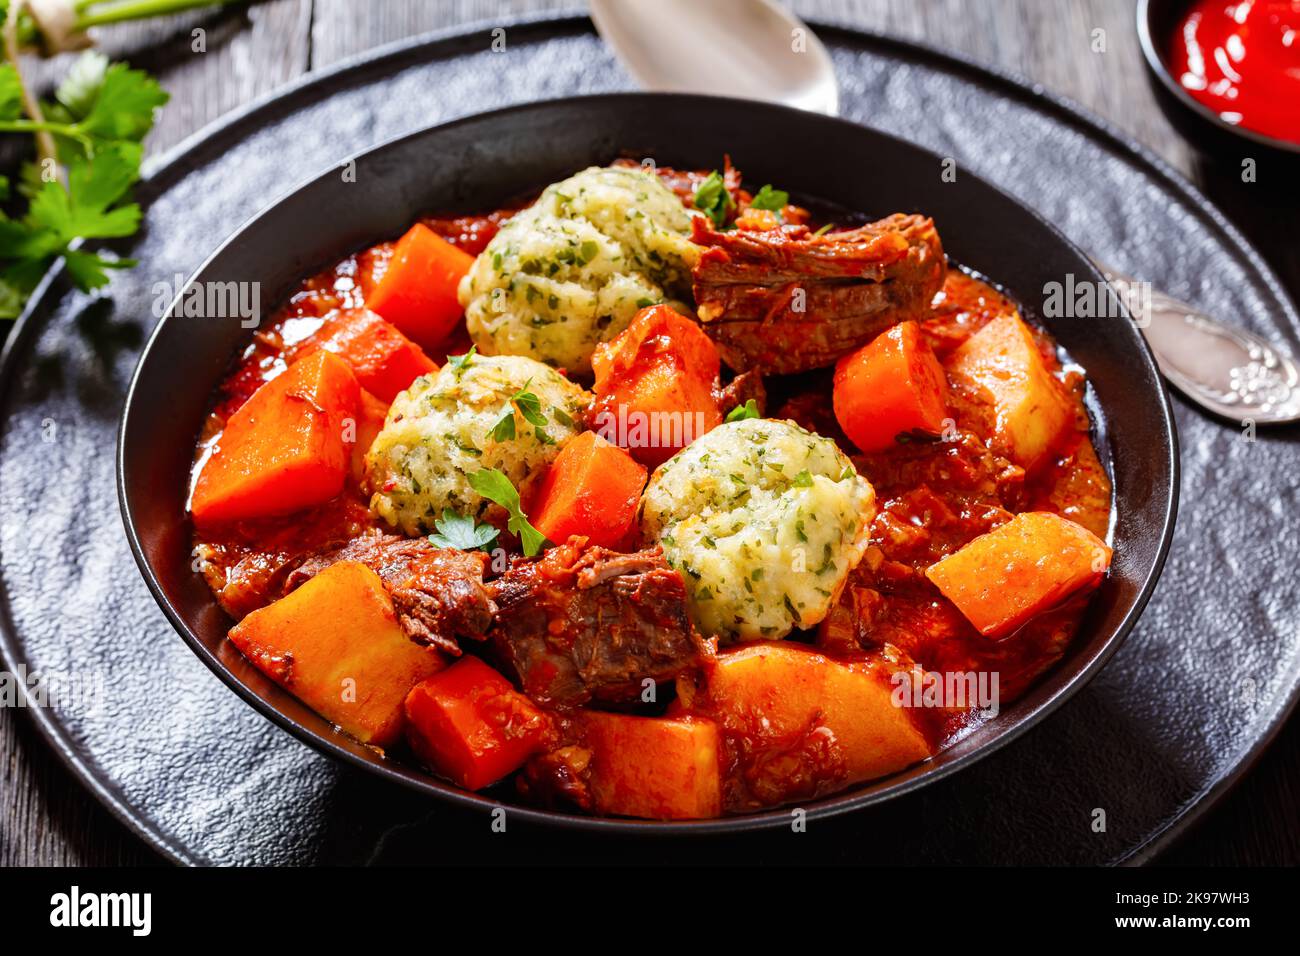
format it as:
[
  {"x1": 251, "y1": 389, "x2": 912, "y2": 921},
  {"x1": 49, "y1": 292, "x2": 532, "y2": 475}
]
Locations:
[
  {"x1": 309, "y1": 0, "x2": 570, "y2": 67},
  {"x1": 2, "y1": 0, "x2": 1294, "y2": 866}
]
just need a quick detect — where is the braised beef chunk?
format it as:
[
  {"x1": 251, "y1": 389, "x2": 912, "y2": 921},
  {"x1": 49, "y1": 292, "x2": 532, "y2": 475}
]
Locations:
[
  {"x1": 284, "y1": 532, "x2": 495, "y2": 655},
  {"x1": 487, "y1": 538, "x2": 703, "y2": 708},
  {"x1": 690, "y1": 213, "x2": 946, "y2": 374},
  {"x1": 516, "y1": 741, "x2": 594, "y2": 811}
]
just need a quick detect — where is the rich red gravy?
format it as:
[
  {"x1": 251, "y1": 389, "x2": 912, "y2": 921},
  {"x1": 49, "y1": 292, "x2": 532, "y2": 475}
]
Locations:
[{"x1": 1170, "y1": 0, "x2": 1300, "y2": 144}]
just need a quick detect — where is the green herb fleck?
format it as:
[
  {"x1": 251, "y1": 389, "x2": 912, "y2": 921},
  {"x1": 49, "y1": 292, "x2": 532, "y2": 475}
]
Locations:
[
  {"x1": 748, "y1": 184, "x2": 789, "y2": 212},
  {"x1": 447, "y1": 346, "x2": 477, "y2": 376},
  {"x1": 692, "y1": 169, "x2": 734, "y2": 229},
  {"x1": 488, "y1": 406, "x2": 516, "y2": 442},
  {"x1": 725, "y1": 399, "x2": 760, "y2": 423},
  {"x1": 512, "y1": 389, "x2": 547, "y2": 428}
]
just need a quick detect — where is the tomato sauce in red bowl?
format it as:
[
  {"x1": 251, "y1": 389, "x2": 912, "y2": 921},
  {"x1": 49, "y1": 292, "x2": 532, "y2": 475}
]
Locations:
[{"x1": 1169, "y1": 0, "x2": 1300, "y2": 145}]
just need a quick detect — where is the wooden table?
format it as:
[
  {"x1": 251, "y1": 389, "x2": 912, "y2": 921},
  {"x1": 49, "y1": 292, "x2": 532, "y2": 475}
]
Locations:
[{"x1": 2, "y1": 0, "x2": 1296, "y2": 867}]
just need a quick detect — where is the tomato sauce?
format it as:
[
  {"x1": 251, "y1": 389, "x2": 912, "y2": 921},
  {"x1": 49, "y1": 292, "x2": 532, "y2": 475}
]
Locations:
[
  {"x1": 788, "y1": 270, "x2": 1112, "y2": 746},
  {"x1": 1169, "y1": 0, "x2": 1300, "y2": 143}
]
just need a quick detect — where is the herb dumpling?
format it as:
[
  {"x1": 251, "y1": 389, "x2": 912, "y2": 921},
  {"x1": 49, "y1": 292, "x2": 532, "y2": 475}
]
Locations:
[
  {"x1": 641, "y1": 418, "x2": 875, "y2": 641},
  {"x1": 365, "y1": 353, "x2": 588, "y2": 535},
  {"x1": 458, "y1": 165, "x2": 700, "y2": 375}
]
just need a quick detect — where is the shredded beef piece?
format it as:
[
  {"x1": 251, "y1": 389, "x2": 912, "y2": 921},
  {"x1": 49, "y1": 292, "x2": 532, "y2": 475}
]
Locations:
[
  {"x1": 487, "y1": 537, "x2": 703, "y2": 708},
  {"x1": 284, "y1": 531, "x2": 494, "y2": 655},
  {"x1": 691, "y1": 213, "x2": 946, "y2": 374}
]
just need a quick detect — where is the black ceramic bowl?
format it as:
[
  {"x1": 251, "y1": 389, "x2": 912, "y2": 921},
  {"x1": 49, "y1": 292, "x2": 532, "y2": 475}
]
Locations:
[
  {"x1": 119, "y1": 93, "x2": 1178, "y2": 832},
  {"x1": 1138, "y1": 0, "x2": 1300, "y2": 164}
]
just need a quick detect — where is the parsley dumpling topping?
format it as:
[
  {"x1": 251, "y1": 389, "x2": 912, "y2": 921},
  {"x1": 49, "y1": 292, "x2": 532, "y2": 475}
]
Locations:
[
  {"x1": 641, "y1": 418, "x2": 876, "y2": 641},
  {"x1": 458, "y1": 165, "x2": 701, "y2": 374},
  {"x1": 365, "y1": 354, "x2": 588, "y2": 535}
]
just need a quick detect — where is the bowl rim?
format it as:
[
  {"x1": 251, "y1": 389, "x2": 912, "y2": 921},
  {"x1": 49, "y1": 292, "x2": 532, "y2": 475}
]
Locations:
[
  {"x1": 1136, "y1": 0, "x2": 1300, "y2": 156},
  {"x1": 118, "y1": 90, "x2": 1180, "y2": 835}
]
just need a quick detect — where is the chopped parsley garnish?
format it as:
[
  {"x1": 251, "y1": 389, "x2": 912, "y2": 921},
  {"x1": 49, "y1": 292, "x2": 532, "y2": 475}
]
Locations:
[
  {"x1": 446, "y1": 346, "x2": 477, "y2": 376},
  {"x1": 748, "y1": 184, "x2": 789, "y2": 212},
  {"x1": 512, "y1": 388, "x2": 547, "y2": 428},
  {"x1": 428, "y1": 510, "x2": 499, "y2": 551},
  {"x1": 488, "y1": 405, "x2": 516, "y2": 442},
  {"x1": 792, "y1": 469, "x2": 814, "y2": 488},
  {"x1": 488, "y1": 383, "x2": 551, "y2": 444},
  {"x1": 725, "y1": 399, "x2": 760, "y2": 423},
  {"x1": 692, "y1": 169, "x2": 734, "y2": 229},
  {"x1": 469, "y1": 468, "x2": 548, "y2": 556}
]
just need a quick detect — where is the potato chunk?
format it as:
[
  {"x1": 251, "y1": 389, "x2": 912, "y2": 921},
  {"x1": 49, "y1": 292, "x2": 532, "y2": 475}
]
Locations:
[
  {"x1": 947, "y1": 312, "x2": 1073, "y2": 471},
  {"x1": 925, "y1": 511, "x2": 1112, "y2": 638},
  {"x1": 677, "y1": 642, "x2": 932, "y2": 809},
  {"x1": 578, "y1": 712, "x2": 723, "y2": 820},
  {"x1": 228, "y1": 561, "x2": 445, "y2": 747}
]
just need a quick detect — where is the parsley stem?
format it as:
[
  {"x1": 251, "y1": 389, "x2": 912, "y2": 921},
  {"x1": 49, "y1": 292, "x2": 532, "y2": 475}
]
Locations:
[
  {"x1": 75, "y1": 0, "x2": 238, "y2": 29},
  {"x1": 0, "y1": 119, "x2": 77, "y2": 135},
  {"x1": 2, "y1": 0, "x2": 56, "y2": 167}
]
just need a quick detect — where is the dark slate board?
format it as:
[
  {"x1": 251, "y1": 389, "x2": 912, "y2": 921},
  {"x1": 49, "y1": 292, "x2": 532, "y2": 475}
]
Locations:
[{"x1": 1, "y1": 14, "x2": 1296, "y2": 866}]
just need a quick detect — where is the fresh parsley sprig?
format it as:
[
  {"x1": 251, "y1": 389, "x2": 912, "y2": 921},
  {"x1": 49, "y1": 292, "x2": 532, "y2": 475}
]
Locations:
[
  {"x1": 0, "y1": 2, "x2": 238, "y2": 320},
  {"x1": 692, "y1": 170, "x2": 733, "y2": 229},
  {"x1": 428, "y1": 509, "x2": 499, "y2": 552},
  {"x1": 468, "y1": 467, "x2": 548, "y2": 557},
  {"x1": 748, "y1": 184, "x2": 789, "y2": 212},
  {"x1": 489, "y1": 381, "x2": 554, "y2": 444}
]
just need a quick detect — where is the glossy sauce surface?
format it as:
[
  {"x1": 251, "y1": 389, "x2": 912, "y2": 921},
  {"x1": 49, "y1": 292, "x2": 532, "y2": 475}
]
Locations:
[{"x1": 1170, "y1": 0, "x2": 1300, "y2": 143}]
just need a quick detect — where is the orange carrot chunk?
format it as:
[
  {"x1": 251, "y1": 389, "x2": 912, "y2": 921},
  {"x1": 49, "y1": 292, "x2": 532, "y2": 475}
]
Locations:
[
  {"x1": 530, "y1": 431, "x2": 647, "y2": 549},
  {"x1": 228, "y1": 561, "x2": 445, "y2": 747},
  {"x1": 578, "y1": 711, "x2": 723, "y2": 820},
  {"x1": 590, "y1": 304, "x2": 723, "y2": 469},
  {"x1": 404, "y1": 656, "x2": 551, "y2": 791},
  {"x1": 925, "y1": 511, "x2": 1113, "y2": 638},
  {"x1": 302, "y1": 308, "x2": 436, "y2": 403},
  {"x1": 191, "y1": 350, "x2": 359, "y2": 525},
  {"x1": 365, "y1": 223, "x2": 475, "y2": 353},
  {"x1": 833, "y1": 320, "x2": 948, "y2": 453}
]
